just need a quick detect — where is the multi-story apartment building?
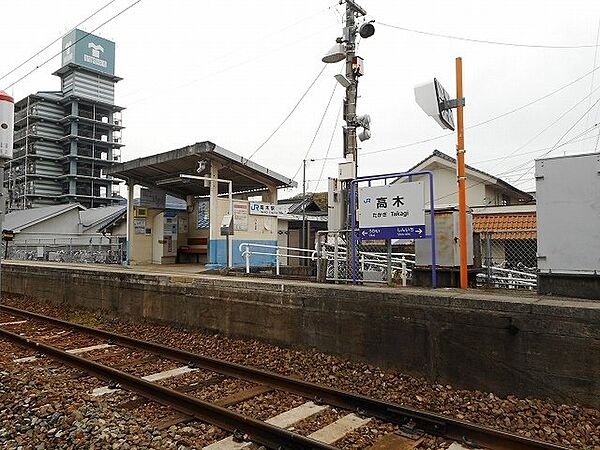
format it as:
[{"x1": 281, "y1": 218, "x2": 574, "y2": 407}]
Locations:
[{"x1": 6, "y1": 29, "x2": 124, "y2": 210}]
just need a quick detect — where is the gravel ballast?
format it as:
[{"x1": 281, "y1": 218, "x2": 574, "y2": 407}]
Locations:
[{"x1": 0, "y1": 295, "x2": 599, "y2": 449}]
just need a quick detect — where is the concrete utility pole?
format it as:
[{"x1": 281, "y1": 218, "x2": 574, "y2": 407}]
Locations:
[
  {"x1": 302, "y1": 158, "x2": 307, "y2": 253},
  {"x1": 322, "y1": 0, "x2": 372, "y2": 230},
  {"x1": 343, "y1": 2, "x2": 359, "y2": 170}
]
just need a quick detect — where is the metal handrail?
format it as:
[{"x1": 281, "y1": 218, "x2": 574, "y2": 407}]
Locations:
[
  {"x1": 316, "y1": 239, "x2": 415, "y2": 286},
  {"x1": 478, "y1": 264, "x2": 537, "y2": 289},
  {"x1": 238, "y1": 243, "x2": 316, "y2": 275}
]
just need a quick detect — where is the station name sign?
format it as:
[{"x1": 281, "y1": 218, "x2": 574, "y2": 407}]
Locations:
[
  {"x1": 249, "y1": 202, "x2": 288, "y2": 216},
  {"x1": 358, "y1": 181, "x2": 426, "y2": 240}
]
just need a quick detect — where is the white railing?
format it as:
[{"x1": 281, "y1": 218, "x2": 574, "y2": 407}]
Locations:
[
  {"x1": 477, "y1": 264, "x2": 537, "y2": 289},
  {"x1": 240, "y1": 238, "x2": 416, "y2": 284},
  {"x1": 358, "y1": 251, "x2": 415, "y2": 286},
  {"x1": 315, "y1": 230, "x2": 415, "y2": 285},
  {"x1": 238, "y1": 243, "x2": 316, "y2": 276},
  {"x1": 320, "y1": 245, "x2": 415, "y2": 285}
]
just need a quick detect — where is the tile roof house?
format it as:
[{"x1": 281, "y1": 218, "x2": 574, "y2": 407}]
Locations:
[{"x1": 472, "y1": 205, "x2": 536, "y2": 240}]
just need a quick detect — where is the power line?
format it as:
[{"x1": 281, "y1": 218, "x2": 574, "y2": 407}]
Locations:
[
  {"x1": 3, "y1": 0, "x2": 144, "y2": 91},
  {"x1": 377, "y1": 21, "x2": 600, "y2": 49},
  {"x1": 121, "y1": 5, "x2": 335, "y2": 102},
  {"x1": 316, "y1": 102, "x2": 343, "y2": 192},
  {"x1": 289, "y1": 126, "x2": 595, "y2": 188},
  {"x1": 429, "y1": 118, "x2": 600, "y2": 204},
  {"x1": 512, "y1": 96, "x2": 600, "y2": 183},
  {"x1": 472, "y1": 132, "x2": 600, "y2": 165},
  {"x1": 247, "y1": 64, "x2": 328, "y2": 161},
  {"x1": 583, "y1": 17, "x2": 600, "y2": 140},
  {"x1": 479, "y1": 80, "x2": 600, "y2": 174},
  {"x1": 291, "y1": 80, "x2": 338, "y2": 180},
  {"x1": 363, "y1": 61, "x2": 600, "y2": 157},
  {"x1": 126, "y1": 25, "x2": 331, "y2": 106},
  {"x1": 0, "y1": 0, "x2": 117, "y2": 83}
]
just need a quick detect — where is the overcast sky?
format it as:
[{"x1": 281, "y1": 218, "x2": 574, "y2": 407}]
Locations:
[{"x1": 3, "y1": 0, "x2": 600, "y2": 198}]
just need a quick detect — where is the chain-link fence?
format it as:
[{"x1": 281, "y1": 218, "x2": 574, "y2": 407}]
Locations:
[
  {"x1": 5, "y1": 237, "x2": 124, "y2": 265},
  {"x1": 316, "y1": 230, "x2": 415, "y2": 284},
  {"x1": 476, "y1": 231, "x2": 537, "y2": 289}
]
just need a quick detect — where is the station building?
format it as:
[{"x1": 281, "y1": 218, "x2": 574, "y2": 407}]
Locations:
[
  {"x1": 109, "y1": 141, "x2": 297, "y2": 267},
  {"x1": 5, "y1": 29, "x2": 123, "y2": 210}
]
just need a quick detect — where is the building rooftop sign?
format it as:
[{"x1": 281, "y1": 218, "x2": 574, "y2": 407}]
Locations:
[{"x1": 61, "y1": 29, "x2": 115, "y2": 75}]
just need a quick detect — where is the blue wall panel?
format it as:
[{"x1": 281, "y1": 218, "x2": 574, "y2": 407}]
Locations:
[{"x1": 209, "y1": 239, "x2": 277, "y2": 267}]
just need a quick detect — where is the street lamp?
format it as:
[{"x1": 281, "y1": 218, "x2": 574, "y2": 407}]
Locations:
[{"x1": 321, "y1": 43, "x2": 346, "y2": 64}]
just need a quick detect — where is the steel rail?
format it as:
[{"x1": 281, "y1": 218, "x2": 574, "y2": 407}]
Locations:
[
  {"x1": 0, "y1": 325, "x2": 335, "y2": 450},
  {"x1": 0, "y1": 305, "x2": 569, "y2": 450}
]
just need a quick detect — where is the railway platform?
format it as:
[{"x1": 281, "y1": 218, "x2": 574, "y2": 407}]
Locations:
[{"x1": 1, "y1": 260, "x2": 598, "y2": 411}]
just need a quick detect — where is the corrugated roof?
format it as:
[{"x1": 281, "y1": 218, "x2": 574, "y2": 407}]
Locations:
[
  {"x1": 80, "y1": 205, "x2": 127, "y2": 233},
  {"x1": 4, "y1": 204, "x2": 84, "y2": 232},
  {"x1": 473, "y1": 212, "x2": 536, "y2": 239}
]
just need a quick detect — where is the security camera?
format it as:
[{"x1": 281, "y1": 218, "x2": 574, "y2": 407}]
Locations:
[{"x1": 196, "y1": 160, "x2": 208, "y2": 173}]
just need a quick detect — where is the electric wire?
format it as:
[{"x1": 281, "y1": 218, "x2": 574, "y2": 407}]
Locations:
[
  {"x1": 363, "y1": 62, "x2": 600, "y2": 157},
  {"x1": 512, "y1": 96, "x2": 600, "y2": 183},
  {"x1": 247, "y1": 64, "x2": 328, "y2": 161},
  {"x1": 291, "y1": 80, "x2": 339, "y2": 181},
  {"x1": 429, "y1": 101, "x2": 600, "y2": 204},
  {"x1": 472, "y1": 131, "x2": 600, "y2": 165},
  {"x1": 126, "y1": 25, "x2": 331, "y2": 106},
  {"x1": 509, "y1": 108, "x2": 600, "y2": 182},
  {"x1": 476, "y1": 80, "x2": 600, "y2": 174},
  {"x1": 583, "y1": 18, "x2": 600, "y2": 139},
  {"x1": 435, "y1": 123, "x2": 600, "y2": 204},
  {"x1": 3, "y1": 0, "x2": 144, "y2": 91},
  {"x1": 594, "y1": 18, "x2": 600, "y2": 152},
  {"x1": 300, "y1": 131, "x2": 600, "y2": 187},
  {"x1": 0, "y1": 0, "x2": 117, "y2": 83},
  {"x1": 315, "y1": 102, "x2": 343, "y2": 192},
  {"x1": 122, "y1": 4, "x2": 336, "y2": 102},
  {"x1": 377, "y1": 21, "x2": 600, "y2": 49},
  {"x1": 300, "y1": 130, "x2": 600, "y2": 187}
]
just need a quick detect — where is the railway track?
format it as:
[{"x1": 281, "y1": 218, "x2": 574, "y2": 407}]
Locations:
[{"x1": 0, "y1": 304, "x2": 570, "y2": 450}]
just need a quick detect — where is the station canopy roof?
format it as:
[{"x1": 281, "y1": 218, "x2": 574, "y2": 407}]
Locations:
[{"x1": 108, "y1": 142, "x2": 297, "y2": 198}]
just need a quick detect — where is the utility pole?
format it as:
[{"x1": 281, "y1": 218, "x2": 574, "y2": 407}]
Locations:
[
  {"x1": 455, "y1": 57, "x2": 468, "y2": 288},
  {"x1": 343, "y1": 2, "x2": 359, "y2": 171},
  {"x1": 322, "y1": 0, "x2": 372, "y2": 231},
  {"x1": 302, "y1": 158, "x2": 307, "y2": 255}
]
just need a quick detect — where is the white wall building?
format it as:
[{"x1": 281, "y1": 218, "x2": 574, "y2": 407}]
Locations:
[{"x1": 398, "y1": 150, "x2": 534, "y2": 208}]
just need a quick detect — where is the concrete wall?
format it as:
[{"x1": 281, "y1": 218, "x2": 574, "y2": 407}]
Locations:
[{"x1": 3, "y1": 261, "x2": 599, "y2": 409}]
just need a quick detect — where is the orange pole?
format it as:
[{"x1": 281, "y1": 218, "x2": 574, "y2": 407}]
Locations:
[{"x1": 456, "y1": 57, "x2": 468, "y2": 288}]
